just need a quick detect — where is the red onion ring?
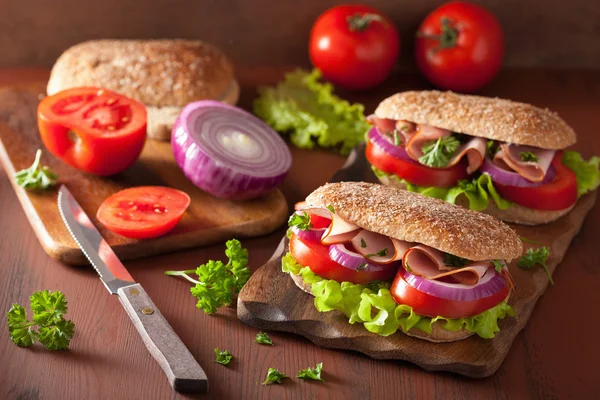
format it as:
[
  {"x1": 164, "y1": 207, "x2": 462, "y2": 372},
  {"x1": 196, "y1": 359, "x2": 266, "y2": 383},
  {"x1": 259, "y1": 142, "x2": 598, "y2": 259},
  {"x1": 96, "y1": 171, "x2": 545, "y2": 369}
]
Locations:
[
  {"x1": 481, "y1": 158, "x2": 556, "y2": 187},
  {"x1": 328, "y1": 244, "x2": 399, "y2": 272},
  {"x1": 172, "y1": 101, "x2": 292, "y2": 200},
  {"x1": 400, "y1": 268, "x2": 507, "y2": 301},
  {"x1": 368, "y1": 127, "x2": 416, "y2": 163},
  {"x1": 290, "y1": 226, "x2": 326, "y2": 243}
]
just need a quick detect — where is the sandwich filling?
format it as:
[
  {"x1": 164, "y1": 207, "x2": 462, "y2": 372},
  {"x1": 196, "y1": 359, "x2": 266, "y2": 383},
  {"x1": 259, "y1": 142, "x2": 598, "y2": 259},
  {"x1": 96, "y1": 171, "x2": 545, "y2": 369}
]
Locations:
[
  {"x1": 284, "y1": 206, "x2": 515, "y2": 339},
  {"x1": 367, "y1": 116, "x2": 600, "y2": 212}
]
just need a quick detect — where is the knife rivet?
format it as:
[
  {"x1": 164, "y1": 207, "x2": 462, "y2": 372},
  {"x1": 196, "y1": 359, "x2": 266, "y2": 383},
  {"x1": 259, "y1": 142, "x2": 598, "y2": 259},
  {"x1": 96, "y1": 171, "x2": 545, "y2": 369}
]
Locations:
[
  {"x1": 141, "y1": 307, "x2": 154, "y2": 315},
  {"x1": 129, "y1": 288, "x2": 140, "y2": 296}
]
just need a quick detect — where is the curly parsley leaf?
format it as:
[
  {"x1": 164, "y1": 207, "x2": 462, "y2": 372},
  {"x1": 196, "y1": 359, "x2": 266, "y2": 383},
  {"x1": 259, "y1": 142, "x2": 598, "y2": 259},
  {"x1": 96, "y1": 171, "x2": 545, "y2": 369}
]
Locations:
[
  {"x1": 165, "y1": 239, "x2": 250, "y2": 314},
  {"x1": 288, "y1": 212, "x2": 312, "y2": 231},
  {"x1": 486, "y1": 140, "x2": 499, "y2": 158},
  {"x1": 518, "y1": 247, "x2": 553, "y2": 285},
  {"x1": 419, "y1": 136, "x2": 461, "y2": 167},
  {"x1": 255, "y1": 331, "x2": 273, "y2": 345},
  {"x1": 297, "y1": 362, "x2": 325, "y2": 382},
  {"x1": 14, "y1": 149, "x2": 58, "y2": 191},
  {"x1": 444, "y1": 253, "x2": 470, "y2": 268},
  {"x1": 262, "y1": 368, "x2": 288, "y2": 385},
  {"x1": 491, "y1": 260, "x2": 505, "y2": 274},
  {"x1": 6, "y1": 290, "x2": 74, "y2": 350},
  {"x1": 214, "y1": 348, "x2": 233, "y2": 365},
  {"x1": 519, "y1": 152, "x2": 539, "y2": 162}
]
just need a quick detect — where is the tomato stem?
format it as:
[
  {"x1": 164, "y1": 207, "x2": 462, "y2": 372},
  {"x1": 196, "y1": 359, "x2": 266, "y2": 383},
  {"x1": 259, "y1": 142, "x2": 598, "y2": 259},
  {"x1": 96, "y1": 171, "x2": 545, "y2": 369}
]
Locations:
[
  {"x1": 346, "y1": 13, "x2": 385, "y2": 32},
  {"x1": 416, "y1": 17, "x2": 459, "y2": 52}
]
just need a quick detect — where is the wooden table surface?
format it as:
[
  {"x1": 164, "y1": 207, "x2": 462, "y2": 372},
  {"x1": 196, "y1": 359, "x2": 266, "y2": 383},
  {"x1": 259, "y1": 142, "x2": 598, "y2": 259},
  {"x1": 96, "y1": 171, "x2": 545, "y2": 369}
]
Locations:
[{"x1": 0, "y1": 68, "x2": 599, "y2": 399}]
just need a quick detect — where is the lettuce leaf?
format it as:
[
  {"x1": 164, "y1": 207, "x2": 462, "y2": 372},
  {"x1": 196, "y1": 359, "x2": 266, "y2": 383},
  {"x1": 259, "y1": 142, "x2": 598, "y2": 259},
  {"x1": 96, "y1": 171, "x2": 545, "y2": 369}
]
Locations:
[
  {"x1": 562, "y1": 151, "x2": 600, "y2": 196},
  {"x1": 253, "y1": 69, "x2": 370, "y2": 155},
  {"x1": 282, "y1": 252, "x2": 514, "y2": 339},
  {"x1": 371, "y1": 166, "x2": 512, "y2": 211}
]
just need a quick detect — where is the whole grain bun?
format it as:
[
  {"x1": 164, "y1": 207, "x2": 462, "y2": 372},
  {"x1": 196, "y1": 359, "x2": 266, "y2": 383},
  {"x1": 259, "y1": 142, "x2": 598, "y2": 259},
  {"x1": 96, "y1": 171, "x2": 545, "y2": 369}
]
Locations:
[
  {"x1": 306, "y1": 182, "x2": 522, "y2": 262},
  {"x1": 374, "y1": 91, "x2": 576, "y2": 149},
  {"x1": 287, "y1": 270, "x2": 475, "y2": 342},
  {"x1": 375, "y1": 174, "x2": 574, "y2": 225},
  {"x1": 47, "y1": 39, "x2": 239, "y2": 140}
]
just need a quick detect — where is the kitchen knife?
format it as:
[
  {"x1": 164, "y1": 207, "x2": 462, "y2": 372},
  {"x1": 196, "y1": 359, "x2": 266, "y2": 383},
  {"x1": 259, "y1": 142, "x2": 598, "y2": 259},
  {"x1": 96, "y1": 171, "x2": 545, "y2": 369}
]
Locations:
[{"x1": 57, "y1": 185, "x2": 208, "y2": 393}]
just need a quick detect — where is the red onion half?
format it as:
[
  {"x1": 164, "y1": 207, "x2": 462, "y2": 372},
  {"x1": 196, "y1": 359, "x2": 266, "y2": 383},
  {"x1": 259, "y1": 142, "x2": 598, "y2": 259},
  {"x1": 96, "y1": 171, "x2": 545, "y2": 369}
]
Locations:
[
  {"x1": 481, "y1": 158, "x2": 555, "y2": 188},
  {"x1": 328, "y1": 244, "x2": 400, "y2": 272},
  {"x1": 290, "y1": 226, "x2": 326, "y2": 242},
  {"x1": 172, "y1": 101, "x2": 292, "y2": 200},
  {"x1": 368, "y1": 127, "x2": 415, "y2": 163},
  {"x1": 400, "y1": 268, "x2": 507, "y2": 301}
]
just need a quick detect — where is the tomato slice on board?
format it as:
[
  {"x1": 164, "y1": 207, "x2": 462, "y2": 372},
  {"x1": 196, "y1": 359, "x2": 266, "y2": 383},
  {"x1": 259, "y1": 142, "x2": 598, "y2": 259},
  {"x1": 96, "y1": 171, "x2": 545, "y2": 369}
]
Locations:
[
  {"x1": 390, "y1": 269, "x2": 509, "y2": 319},
  {"x1": 493, "y1": 153, "x2": 578, "y2": 211},
  {"x1": 38, "y1": 87, "x2": 147, "y2": 176},
  {"x1": 97, "y1": 187, "x2": 190, "y2": 239},
  {"x1": 289, "y1": 233, "x2": 398, "y2": 284},
  {"x1": 366, "y1": 138, "x2": 470, "y2": 188}
]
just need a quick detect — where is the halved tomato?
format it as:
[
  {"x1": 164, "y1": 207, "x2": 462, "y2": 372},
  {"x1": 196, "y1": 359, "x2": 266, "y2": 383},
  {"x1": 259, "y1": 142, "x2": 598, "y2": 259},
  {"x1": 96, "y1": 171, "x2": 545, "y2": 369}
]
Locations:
[
  {"x1": 366, "y1": 139, "x2": 469, "y2": 188},
  {"x1": 390, "y1": 269, "x2": 509, "y2": 319},
  {"x1": 97, "y1": 186, "x2": 190, "y2": 239},
  {"x1": 289, "y1": 233, "x2": 397, "y2": 284},
  {"x1": 38, "y1": 87, "x2": 147, "y2": 176},
  {"x1": 493, "y1": 153, "x2": 578, "y2": 211}
]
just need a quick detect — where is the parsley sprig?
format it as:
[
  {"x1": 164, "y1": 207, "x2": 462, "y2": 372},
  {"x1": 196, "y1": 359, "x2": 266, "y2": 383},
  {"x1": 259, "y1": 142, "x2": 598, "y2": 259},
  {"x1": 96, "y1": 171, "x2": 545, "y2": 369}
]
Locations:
[
  {"x1": 7, "y1": 290, "x2": 75, "y2": 350},
  {"x1": 297, "y1": 362, "x2": 325, "y2": 382},
  {"x1": 419, "y1": 136, "x2": 461, "y2": 167},
  {"x1": 518, "y1": 246, "x2": 553, "y2": 285},
  {"x1": 519, "y1": 151, "x2": 539, "y2": 162},
  {"x1": 164, "y1": 239, "x2": 251, "y2": 314},
  {"x1": 288, "y1": 212, "x2": 312, "y2": 231},
  {"x1": 262, "y1": 368, "x2": 288, "y2": 385},
  {"x1": 444, "y1": 253, "x2": 470, "y2": 268},
  {"x1": 255, "y1": 331, "x2": 273, "y2": 345},
  {"x1": 14, "y1": 149, "x2": 58, "y2": 190},
  {"x1": 486, "y1": 140, "x2": 499, "y2": 158},
  {"x1": 491, "y1": 260, "x2": 505, "y2": 274},
  {"x1": 214, "y1": 348, "x2": 233, "y2": 365}
]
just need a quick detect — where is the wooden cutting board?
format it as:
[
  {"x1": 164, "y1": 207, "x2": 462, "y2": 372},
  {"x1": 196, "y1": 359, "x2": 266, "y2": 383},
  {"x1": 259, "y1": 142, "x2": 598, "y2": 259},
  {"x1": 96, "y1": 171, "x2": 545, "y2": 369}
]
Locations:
[
  {"x1": 237, "y1": 143, "x2": 598, "y2": 378},
  {"x1": 0, "y1": 82, "x2": 289, "y2": 265}
]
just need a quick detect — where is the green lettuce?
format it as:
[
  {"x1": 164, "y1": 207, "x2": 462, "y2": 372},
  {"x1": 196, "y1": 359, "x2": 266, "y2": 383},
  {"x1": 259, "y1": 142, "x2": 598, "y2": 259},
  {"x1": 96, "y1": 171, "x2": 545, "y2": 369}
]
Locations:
[
  {"x1": 562, "y1": 151, "x2": 600, "y2": 196},
  {"x1": 253, "y1": 69, "x2": 370, "y2": 155},
  {"x1": 282, "y1": 253, "x2": 514, "y2": 339},
  {"x1": 371, "y1": 166, "x2": 512, "y2": 211}
]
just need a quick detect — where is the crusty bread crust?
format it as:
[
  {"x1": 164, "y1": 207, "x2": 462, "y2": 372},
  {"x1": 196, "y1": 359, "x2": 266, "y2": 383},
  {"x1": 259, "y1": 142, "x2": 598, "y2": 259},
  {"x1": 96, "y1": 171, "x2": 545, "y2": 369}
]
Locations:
[
  {"x1": 376, "y1": 174, "x2": 575, "y2": 226},
  {"x1": 374, "y1": 91, "x2": 576, "y2": 149},
  {"x1": 288, "y1": 271, "x2": 475, "y2": 342},
  {"x1": 306, "y1": 182, "x2": 522, "y2": 262},
  {"x1": 47, "y1": 39, "x2": 238, "y2": 108}
]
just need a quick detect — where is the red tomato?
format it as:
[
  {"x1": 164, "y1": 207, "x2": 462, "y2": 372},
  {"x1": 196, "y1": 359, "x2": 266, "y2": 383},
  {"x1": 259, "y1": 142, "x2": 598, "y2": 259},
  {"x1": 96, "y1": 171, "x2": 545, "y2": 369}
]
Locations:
[
  {"x1": 493, "y1": 153, "x2": 578, "y2": 211},
  {"x1": 415, "y1": 1, "x2": 504, "y2": 92},
  {"x1": 289, "y1": 234, "x2": 397, "y2": 284},
  {"x1": 309, "y1": 5, "x2": 400, "y2": 90},
  {"x1": 38, "y1": 87, "x2": 147, "y2": 176},
  {"x1": 310, "y1": 215, "x2": 332, "y2": 229},
  {"x1": 366, "y1": 139, "x2": 469, "y2": 188},
  {"x1": 391, "y1": 270, "x2": 509, "y2": 318},
  {"x1": 97, "y1": 186, "x2": 190, "y2": 239}
]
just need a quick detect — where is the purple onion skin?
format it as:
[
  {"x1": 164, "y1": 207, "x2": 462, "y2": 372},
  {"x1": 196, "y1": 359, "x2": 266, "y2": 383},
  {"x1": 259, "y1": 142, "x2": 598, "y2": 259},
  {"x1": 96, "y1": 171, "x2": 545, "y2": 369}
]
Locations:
[{"x1": 171, "y1": 101, "x2": 291, "y2": 200}]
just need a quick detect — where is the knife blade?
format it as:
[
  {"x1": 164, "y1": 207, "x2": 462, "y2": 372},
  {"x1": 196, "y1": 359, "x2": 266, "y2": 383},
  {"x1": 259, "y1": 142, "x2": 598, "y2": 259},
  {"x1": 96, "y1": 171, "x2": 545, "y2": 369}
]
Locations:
[{"x1": 57, "y1": 185, "x2": 208, "y2": 393}]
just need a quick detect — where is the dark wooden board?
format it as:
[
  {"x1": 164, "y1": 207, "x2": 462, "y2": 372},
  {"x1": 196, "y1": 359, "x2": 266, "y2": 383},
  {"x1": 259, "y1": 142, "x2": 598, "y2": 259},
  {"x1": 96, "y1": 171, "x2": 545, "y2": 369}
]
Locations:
[
  {"x1": 0, "y1": 82, "x2": 289, "y2": 265},
  {"x1": 237, "y1": 143, "x2": 598, "y2": 378}
]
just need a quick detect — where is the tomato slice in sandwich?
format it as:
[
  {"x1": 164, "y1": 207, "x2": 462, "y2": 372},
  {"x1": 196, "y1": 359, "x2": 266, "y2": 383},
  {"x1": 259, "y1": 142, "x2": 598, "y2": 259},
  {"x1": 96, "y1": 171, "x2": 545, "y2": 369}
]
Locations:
[
  {"x1": 366, "y1": 138, "x2": 469, "y2": 188},
  {"x1": 289, "y1": 233, "x2": 398, "y2": 284},
  {"x1": 38, "y1": 87, "x2": 147, "y2": 176},
  {"x1": 493, "y1": 153, "x2": 578, "y2": 211}
]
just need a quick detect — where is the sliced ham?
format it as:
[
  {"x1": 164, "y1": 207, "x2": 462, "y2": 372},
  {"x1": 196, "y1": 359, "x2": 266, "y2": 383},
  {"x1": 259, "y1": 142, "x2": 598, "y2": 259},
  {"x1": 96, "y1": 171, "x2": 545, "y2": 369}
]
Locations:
[
  {"x1": 402, "y1": 245, "x2": 491, "y2": 285},
  {"x1": 405, "y1": 124, "x2": 452, "y2": 160},
  {"x1": 367, "y1": 115, "x2": 396, "y2": 134},
  {"x1": 493, "y1": 144, "x2": 555, "y2": 182},
  {"x1": 321, "y1": 213, "x2": 360, "y2": 244},
  {"x1": 350, "y1": 230, "x2": 412, "y2": 264},
  {"x1": 446, "y1": 137, "x2": 487, "y2": 174}
]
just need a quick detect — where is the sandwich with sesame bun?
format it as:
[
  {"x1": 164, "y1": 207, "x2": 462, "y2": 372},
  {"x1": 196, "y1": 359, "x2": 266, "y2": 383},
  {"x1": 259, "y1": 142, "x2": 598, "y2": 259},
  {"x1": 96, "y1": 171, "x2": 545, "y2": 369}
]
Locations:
[
  {"x1": 284, "y1": 182, "x2": 522, "y2": 342},
  {"x1": 366, "y1": 91, "x2": 600, "y2": 225}
]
